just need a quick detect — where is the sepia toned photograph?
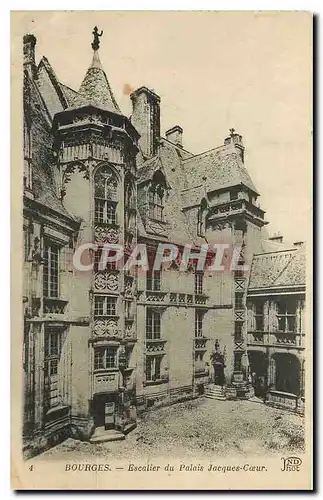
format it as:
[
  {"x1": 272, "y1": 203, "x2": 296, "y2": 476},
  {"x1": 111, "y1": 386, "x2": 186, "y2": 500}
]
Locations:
[{"x1": 11, "y1": 10, "x2": 312, "y2": 490}]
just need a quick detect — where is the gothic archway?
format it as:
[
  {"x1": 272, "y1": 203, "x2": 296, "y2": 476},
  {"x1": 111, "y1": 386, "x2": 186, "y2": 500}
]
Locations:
[{"x1": 273, "y1": 353, "x2": 301, "y2": 396}]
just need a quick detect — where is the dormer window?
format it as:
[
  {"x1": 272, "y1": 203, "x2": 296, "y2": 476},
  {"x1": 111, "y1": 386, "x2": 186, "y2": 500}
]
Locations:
[{"x1": 148, "y1": 170, "x2": 166, "y2": 222}]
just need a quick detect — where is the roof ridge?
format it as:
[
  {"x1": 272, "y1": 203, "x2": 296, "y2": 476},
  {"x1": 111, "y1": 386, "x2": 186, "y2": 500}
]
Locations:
[
  {"x1": 38, "y1": 56, "x2": 68, "y2": 109},
  {"x1": 182, "y1": 143, "x2": 228, "y2": 162}
]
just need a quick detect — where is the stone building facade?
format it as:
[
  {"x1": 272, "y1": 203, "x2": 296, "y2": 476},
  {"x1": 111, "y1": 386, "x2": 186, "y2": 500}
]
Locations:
[
  {"x1": 22, "y1": 33, "x2": 306, "y2": 456},
  {"x1": 246, "y1": 242, "x2": 306, "y2": 413}
]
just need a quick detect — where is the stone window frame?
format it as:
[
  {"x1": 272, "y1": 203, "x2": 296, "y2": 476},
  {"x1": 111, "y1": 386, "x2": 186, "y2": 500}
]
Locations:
[
  {"x1": 145, "y1": 355, "x2": 162, "y2": 382},
  {"x1": 43, "y1": 239, "x2": 60, "y2": 298},
  {"x1": 94, "y1": 295, "x2": 117, "y2": 317},
  {"x1": 194, "y1": 272, "x2": 204, "y2": 295},
  {"x1": 146, "y1": 269, "x2": 161, "y2": 291},
  {"x1": 44, "y1": 327, "x2": 64, "y2": 410},
  {"x1": 94, "y1": 165, "x2": 118, "y2": 225},
  {"x1": 195, "y1": 309, "x2": 204, "y2": 337},
  {"x1": 146, "y1": 308, "x2": 161, "y2": 339},
  {"x1": 94, "y1": 346, "x2": 118, "y2": 371},
  {"x1": 276, "y1": 298, "x2": 297, "y2": 333},
  {"x1": 147, "y1": 170, "x2": 167, "y2": 222}
]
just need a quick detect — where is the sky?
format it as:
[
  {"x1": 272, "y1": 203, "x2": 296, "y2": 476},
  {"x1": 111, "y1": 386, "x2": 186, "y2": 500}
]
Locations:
[{"x1": 17, "y1": 11, "x2": 312, "y2": 243}]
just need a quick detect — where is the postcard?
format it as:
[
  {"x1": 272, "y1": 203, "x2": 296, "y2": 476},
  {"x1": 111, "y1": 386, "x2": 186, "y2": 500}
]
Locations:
[{"x1": 11, "y1": 10, "x2": 312, "y2": 490}]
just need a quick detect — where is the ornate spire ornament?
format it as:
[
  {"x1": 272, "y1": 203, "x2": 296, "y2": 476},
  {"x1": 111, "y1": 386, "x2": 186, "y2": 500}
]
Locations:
[{"x1": 91, "y1": 26, "x2": 103, "y2": 51}]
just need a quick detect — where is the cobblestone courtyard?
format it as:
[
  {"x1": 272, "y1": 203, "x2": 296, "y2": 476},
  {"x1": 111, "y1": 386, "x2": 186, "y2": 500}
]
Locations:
[{"x1": 34, "y1": 398, "x2": 305, "y2": 461}]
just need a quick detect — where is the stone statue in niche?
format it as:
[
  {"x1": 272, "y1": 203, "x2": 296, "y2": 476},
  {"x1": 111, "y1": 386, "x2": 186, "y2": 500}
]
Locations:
[
  {"x1": 31, "y1": 236, "x2": 42, "y2": 264},
  {"x1": 210, "y1": 340, "x2": 225, "y2": 386}
]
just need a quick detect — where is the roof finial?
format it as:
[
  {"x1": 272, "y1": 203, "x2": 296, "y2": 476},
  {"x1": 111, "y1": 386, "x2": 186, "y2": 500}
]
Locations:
[
  {"x1": 91, "y1": 26, "x2": 103, "y2": 51},
  {"x1": 229, "y1": 127, "x2": 235, "y2": 136}
]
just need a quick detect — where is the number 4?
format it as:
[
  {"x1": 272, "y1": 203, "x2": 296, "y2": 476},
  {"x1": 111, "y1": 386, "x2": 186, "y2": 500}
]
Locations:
[{"x1": 29, "y1": 465, "x2": 33, "y2": 471}]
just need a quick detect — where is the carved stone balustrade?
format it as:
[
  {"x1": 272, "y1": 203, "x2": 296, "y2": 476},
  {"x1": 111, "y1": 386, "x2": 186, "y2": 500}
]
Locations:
[
  {"x1": 146, "y1": 339, "x2": 167, "y2": 354},
  {"x1": 43, "y1": 297, "x2": 68, "y2": 315},
  {"x1": 94, "y1": 223, "x2": 119, "y2": 244},
  {"x1": 93, "y1": 317, "x2": 120, "y2": 339},
  {"x1": 93, "y1": 370, "x2": 119, "y2": 395},
  {"x1": 247, "y1": 331, "x2": 304, "y2": 349},
  {"x1": 194, "y1": 337, "x2": 208, "y2": 350},
  {"x1": 94, "y1": 271, "x2": 119, "y2": 291},
  {"x1": 137, "y1": 291, "x2": 209, "y2": 308}
]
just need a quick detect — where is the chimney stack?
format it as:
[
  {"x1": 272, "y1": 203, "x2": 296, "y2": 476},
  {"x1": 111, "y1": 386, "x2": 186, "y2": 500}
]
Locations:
[
  {"x1": 224, "y1": 128, "x2": 245, "y2": 162},
  {"x1": 165, "y1": 125, "x2": 183, "y2": 147},
  {"x1": 23, "y1": 34, "x2": 37, "y2": 78},
  {"x1": 130, "y1": 86, "x2": 160, "y2": 158}
]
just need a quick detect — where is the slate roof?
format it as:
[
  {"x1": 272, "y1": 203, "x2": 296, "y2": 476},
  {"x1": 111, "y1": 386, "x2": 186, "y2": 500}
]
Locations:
[
  {"x1": 182, "y1": 144, "x2": 259, "y2": 194},
  {"x1": 37, "y1": 56, "x2": 69, "y2": 111},
  {"x1": 71, "y1": 51, "x2": 121, "y2": 114},
  {"x1": 59, "y1": 83, "x2": 78, "y2": 106},
  {"x1": 31, "y1": 154, "x2": 77, "y2": 221},
  {"x1": 24, "y1": 70, "x2": 78, "y2": 222},
  {"x1": 137, "y1": 156, "x2": 160, "y2": 183},
  {"x1": 248, "y1": 245, "x2": 306, "y2": 289},
  {"x1": 181, "y1": 185, "x2": 205, "y2": 208}
]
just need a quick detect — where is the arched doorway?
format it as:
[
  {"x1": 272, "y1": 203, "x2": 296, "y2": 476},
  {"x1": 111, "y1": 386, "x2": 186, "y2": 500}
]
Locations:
[
  {"x1": 273, "y1": 353, "x2": 301, "y2": 396},
  {"x1": 211, "y1": 351, "x2": 225, "y2": 386},
  {"x1": 248, "y1": 350, "x2": 267, "y2": 398}
]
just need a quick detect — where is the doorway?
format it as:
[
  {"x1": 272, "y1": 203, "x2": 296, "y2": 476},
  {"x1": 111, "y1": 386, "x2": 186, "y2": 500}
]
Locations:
[{"x1": 93, "y1": 393, "x2": 117, "y2": 429}]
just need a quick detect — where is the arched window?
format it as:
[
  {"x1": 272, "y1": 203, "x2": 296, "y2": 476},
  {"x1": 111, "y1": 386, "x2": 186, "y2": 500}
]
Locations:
[
  {"x1": 124, "y1": 180, "x2": 135, "y2": 229},
  {"x1": 148, "y1": 171, "x2": 166, "y2": 221},
  {"x1": 197, "y1": 198, "x2": 207, "y2": 236},
  {"x1": 94, "y1": 165, "x2": 118, "y2": 225}
]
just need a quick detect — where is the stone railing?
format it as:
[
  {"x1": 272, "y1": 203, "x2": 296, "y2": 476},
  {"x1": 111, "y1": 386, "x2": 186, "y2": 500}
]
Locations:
[
  {"x1": 146, "y1": 339, "x2": 167, "y2": 354},
  {"x1": 273, "y1": 332, "x2": 298, "y2": 346},
  {"x1": 93, "y1": 370, "x2": 119, "y2": 395},
  {"x1": 145, "y1": 291, "x2": 168, "y2": 302},
  {"x1": 194, "y1": 337, "x2": 208, "y2": 350},
  {"x1": 247, "y1": 331, "x2": 303, "y2": 348},
  {"x1": 137, "y1": 291, "x2": 208, "y2": 307},
  {"x1": 209, "y1": 199, "x2": 265, "y2": 222},
  {"x1": 266, "y1": 390, "x2": 298, "y2": 411},
  {"x1": 43, "y1": 297, "x2": 68, "y2": 315}
]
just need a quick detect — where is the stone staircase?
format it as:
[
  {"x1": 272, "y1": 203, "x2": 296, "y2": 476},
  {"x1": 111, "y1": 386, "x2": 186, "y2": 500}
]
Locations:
[
  {"x1": 90, "y1": 427, "x2": 125, "y2": 444},
  {"x1": 205, "y1": 384, "x2": 226, "y2": 401}
]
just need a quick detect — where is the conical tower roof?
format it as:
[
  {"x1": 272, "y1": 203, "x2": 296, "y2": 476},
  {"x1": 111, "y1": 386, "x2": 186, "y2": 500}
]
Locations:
[{"x1": 71, "y1": 49, "x2": 121, "y2": 114}]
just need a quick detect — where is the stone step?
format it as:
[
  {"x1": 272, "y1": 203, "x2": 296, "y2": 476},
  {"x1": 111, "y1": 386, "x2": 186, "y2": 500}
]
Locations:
[
  {"x1": 205, "y1": 394, "x2": 226, "y2": 401},
  {"x1": 205, "y1": 385, "x2": 226, "y2": 401},
  {"x1": 206, "y1": 388, "x2": 225, "y2": 394},
  {"x1": 90, "y1": 427, "x2": 125, "y2": 444}
]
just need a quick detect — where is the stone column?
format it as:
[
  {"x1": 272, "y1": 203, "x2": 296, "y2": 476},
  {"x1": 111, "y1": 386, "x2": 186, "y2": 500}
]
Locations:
[
  {"x1": 300, "y1": 358, "x2": 305, "y2": 397},
  {"x1": 33, "y1": 323, "x2": 45, "y2": 435},
  {"x1": 266, "y1": 352, "x2": 276, "y2": 392}
]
